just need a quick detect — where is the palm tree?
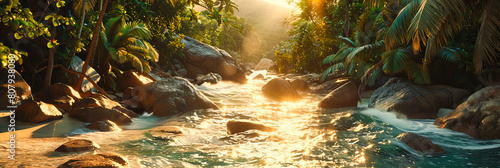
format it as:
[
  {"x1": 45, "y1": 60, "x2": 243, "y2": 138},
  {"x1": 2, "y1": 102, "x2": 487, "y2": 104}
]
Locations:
[
  {"x1": 385, "y1": 0, "x2": 500, "y2": 74},
  {"x1": 95, "y1": 16, "x2": 159, "y2": 90}
]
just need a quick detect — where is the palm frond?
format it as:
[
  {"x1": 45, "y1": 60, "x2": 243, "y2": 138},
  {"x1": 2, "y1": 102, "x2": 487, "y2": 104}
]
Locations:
[
  {"x1": 123, "y1": 21, "x2": 151, "y2": 40},
  {"x1": 437, "y1": 47, "x2": 460, "y2": 63},
  {"x1": 72, "y1": 0, "x2": 98, "y2": 17},
  {"x1": 382, "y1": 48, "x2": 410, "y2": 74},
  {"x1": 323, "y1": 47, "x2": 355, "y2": 64},
  {"x1": 104, "y1": 17, "x2": 126, "y2": 43},
  {"x1": 473, "y1": 0, "x2": 500, "y2": 74},
  {"x1": 385, "y1": 0, "x2": 421, "y2": 49},
  {"x1": 345, "y1": 40, "x2": 384, "y2": 65},
  {"x1": 338, "y1": 36, "x2": 357, "y2": 48},
  {"x1": 144, "y1": 42, "x2": 159, "y2": 63},
  {"x1": 320, "y1": 63, "x2": 345, "y2": 82},
  {"x1": 405, "y1": 59, "x2": 430, "y2": 84},
  {"x1": 408, "y1": 0, "x2": 466, "y2": 52}
]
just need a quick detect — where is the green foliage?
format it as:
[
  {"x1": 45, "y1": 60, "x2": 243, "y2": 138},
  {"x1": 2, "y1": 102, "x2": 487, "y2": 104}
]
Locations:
[
  {"x1": 0, "y1": 42, "x2": 26, "y2": 67},
  {"x1": 98, "y1": 16, "x2": 158, "y2": 73}
]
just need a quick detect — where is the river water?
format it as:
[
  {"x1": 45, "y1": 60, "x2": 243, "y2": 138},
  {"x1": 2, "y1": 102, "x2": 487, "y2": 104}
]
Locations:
[{"x1": 3, "y1": 71, "x2": 500, "y2": 167}]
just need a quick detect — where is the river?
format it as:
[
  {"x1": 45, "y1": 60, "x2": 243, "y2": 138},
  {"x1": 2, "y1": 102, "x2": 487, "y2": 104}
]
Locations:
[{"x1": 1, "y1": 71, "x2": 500, "y2": 167}]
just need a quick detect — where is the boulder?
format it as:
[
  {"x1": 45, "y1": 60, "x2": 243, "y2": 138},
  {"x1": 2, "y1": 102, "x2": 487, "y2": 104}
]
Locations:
[
  {"x1": 424, "y1": 85, "x2": 471, "y2": 108},
  {"x1": 16, "y1": 100, "x2": 63, "y2": 123},
  {"x1": 311, "y1": 78, "x2": 353, "y2": 94},
  {"x1": 70, "y1": 94, "x2": 138, "y2": 125},
  {"x1": 396, "y1": 132, "x2": 444, "y2": 154},
  {"x1": 369, "y1": 78, "x2": 440, "y2": 119},
  {"x1": 253, "y1": 74, "x2": 265, "y2": 80},
  {"x1": 49, "y1": 95, "x2": 75, "y2": 113},
  {"x1": 116, "y1": 70, "x2": 155, "y2": 91},
  {"x1": 55, "y1": 139, "x2": 100, "y2": 152},
  {"x1": 86, "y1": 120, "x2": 122, "y2": 132},
  {"x1": 227, "y1": 120, "x2": 276, "y2": 134},
  {"x1": 0, "y1": 68, "x2": 31, "y2": 109},
  {"x1": 195, "y1": 72, "x2": 222, "y2": 85},
  {"x1": 181, "y1": 36, "x2": 247, "y2": 83},
  {"x1": 148, "y1": 126, "x2": 184, "y2": 140},
  {"x1": 69, "y1": 56, "x2": 101, "y2": 93},
  {"x1": 290, "y1": 78, "x2": 310, "y2": 92},
  {"x1": 49, "y1": 83, "x2": 81, "y2": 100},
  {"x1": 70, "y1": 106, "x2": 134, "y2": 125},
  {"x1": 120, "y1": 96, "x2": 144, "y2": 114},
  {"x1": 261, "y1": 77, "x2": 301, "y2": 101},
  {"x1": 434, "y1": 86, "x2": 500, "y2": 139},
  {"x1": 254, "y1": 58, "x2": 274, "y2": 70},
  {"x1": 318, "y1": 82, "x2": 358, "y2": 109},
  {"x1": 58, "y1": 153, "x2": 128, "y2": 168},
  {"x1": 134, "y1": 77, "x2": 219, "y2": 117}
]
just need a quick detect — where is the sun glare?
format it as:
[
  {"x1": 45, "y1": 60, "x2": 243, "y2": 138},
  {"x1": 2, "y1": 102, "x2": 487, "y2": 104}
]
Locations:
[{"x1": 261, "y1": 0, "x2": 293, "y2": 9}]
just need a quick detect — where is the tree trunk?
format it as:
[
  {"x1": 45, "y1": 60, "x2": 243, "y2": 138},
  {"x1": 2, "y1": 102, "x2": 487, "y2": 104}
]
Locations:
[
  {"x1": 343, "y1": 0, "x2": 350, "y2": 38},
  {"x1": 64, "y1": 0, "x2": 86, "y2": 68},
  {"x1": 75, "y1": 0, "x2": 109, "y2": 93},
  {"x1": 42, "y1": 28, "x2": 56, "y2": 100}
]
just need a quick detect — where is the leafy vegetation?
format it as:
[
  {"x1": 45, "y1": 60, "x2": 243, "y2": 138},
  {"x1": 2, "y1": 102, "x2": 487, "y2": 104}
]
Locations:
[{"x1": 278, "y1": 0, "x2": 499, "y2": 87}]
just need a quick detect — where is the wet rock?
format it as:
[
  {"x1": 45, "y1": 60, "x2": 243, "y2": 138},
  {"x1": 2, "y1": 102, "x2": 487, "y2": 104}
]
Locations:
[
  {"x1": 120, "y1": 96, "x2": 144, "y2": 114},
  {"x1": 253, "y1": 74, "x2": 265, "y2": 80},
  {"x1": 116, "y1": 70, "x2": 155, "y2": 91},
  {"x1": 58, "y1": 153, "x2": 128, "y2": 168},
  {"x1": 86, "y1": 120, "x2": 122, "y2": 132},
  {"x1": 396, "y1": 132, "x2": 444, "y2": 154},
  {"x1": 254, "y1": 58, "x2": 274, "y2": 70},
  {"x1": 16, "y1": 100, "x2": 63, "y2": 123},
  {"x1": 49, "y1": 83, "x2": 82, "y2": 100},
  {"x1": 181, "y1": 36, "x2": 247, "y2": 83},
  {"x1": 70, "y1": 107, "x2": 133, "y2": 125},
  {"x1": 227, "y1": 120, "x2": 276, "y2": 134},
  {"x1": 134, "y1": 77, "x2": 219, "y2": 117},
  {"x1": 55, "y1": 139, "x2": 100, "y2": 152},
  {"x1": 0, "y1": 68, "x2": 31, "y2": 109},
  {"x1": 311, "y1": 78, "x2": 353, "y2": 94},
  {"x1": 424, "y1": 85, "x2": 471, "y2": 108},
  {"x1": 435, "y1": 86, "x2": 500, "y2": 139},
  {"x1": 262, "y1": 77, "x2": 301, "y2": 101},
  {"x1": 290, "y1": 78, "x2": 310, "y2": 92},
  {"x1": 195, "y1": 72, "x2": 222, "y2": 85},
  {"x1": 149, "y1": 126, "x2": 184, "y2": 140},
  {"x1": 49, "y1": 95, "x2": 75, "y2": 113},
  {"x1": 318, "y1": 82, "x2": 358, "y2": 109},
  {"x1": 369, "y1": 78, "x2": 439, "y2": 119},
  {"x1": 70, "y1": 94, "x2": 138, "y2": 125}
]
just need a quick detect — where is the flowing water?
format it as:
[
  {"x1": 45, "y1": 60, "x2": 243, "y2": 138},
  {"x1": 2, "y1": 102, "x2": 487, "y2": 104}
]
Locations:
[{"x1": 3, "y1": 71, "x2": 500, "y2": 167}]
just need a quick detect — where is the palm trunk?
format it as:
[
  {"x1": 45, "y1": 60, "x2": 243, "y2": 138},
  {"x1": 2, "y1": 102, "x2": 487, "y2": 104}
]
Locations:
[{"x1": 75, "y1": 0, "x2": 109, "y2": 93}]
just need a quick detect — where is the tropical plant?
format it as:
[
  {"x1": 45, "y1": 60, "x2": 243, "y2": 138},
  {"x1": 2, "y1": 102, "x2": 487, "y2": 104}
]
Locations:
[
  {"x1": 95, "y1": 16, "x2": 158, "y2": 90},
  {"x1": 385, "y1": 0, "x2": 500, "y2": 75}
]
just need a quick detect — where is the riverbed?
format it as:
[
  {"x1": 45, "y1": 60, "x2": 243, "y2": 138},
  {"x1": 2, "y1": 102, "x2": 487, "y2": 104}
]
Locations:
[{"x1": 1, "y1": 71, "x2": 499, "y2": 167}]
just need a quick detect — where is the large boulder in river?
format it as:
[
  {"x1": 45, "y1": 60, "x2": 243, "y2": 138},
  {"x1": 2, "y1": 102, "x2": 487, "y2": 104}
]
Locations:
[
  {"x1": 55, "y1": 139, "x2": 100, "y2": 152},
  {"x1": 261, "y1": 77, "x2": 301, "y2": 101},
  {"x1": 181, "y1": 36, "x2": 247, "y2": 83},
  {"x1": 434, "y1": 86, "x2": 500, "y2": 139},
  {"x1": 254, "y1": 58, "x2": 274, "y2": 70},
  {"x1": 369, "y1": 78, "x2": 469, "y2": 119},
  {"x1": 318, "y1": 82, "x2": 358, "y2": 109},
  {"x1": 134, "y1": 77, "x2": 219, "y2": 117},
  {"x1": 116, "y1": 70, "x2": 155, "y2": 91},
  {"x1": 0, "y1": 68, "x2": 31, "y2": 109},
  {"x1": 86, "y1": 120, "x2": 122, "y2": 132},
  {"x1": 70, "y1": 94, "x2": 138, "y2": 125},
  {"x1": 15, "y1": 100, "x2": 63, "y2": 123},
  {"x1": 396, "y1": 132, "x2": 444, "y2": 154},
  {"x1": 227, "y1": 120, "x2": 276, "y2": 134},
  {"x1": 58, "y1": 153, "x2": 128, "y2": 168}
]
